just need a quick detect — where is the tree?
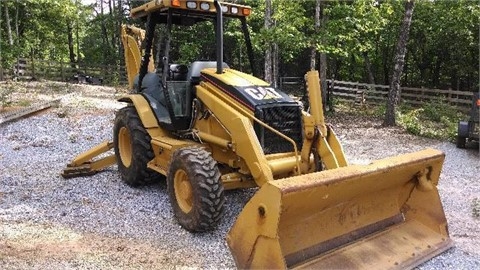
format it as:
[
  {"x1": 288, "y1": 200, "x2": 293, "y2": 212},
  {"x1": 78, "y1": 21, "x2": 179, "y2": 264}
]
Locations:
[
  {"x1": 384, "y1": 0, "x2": 415, "y2": 126},
  {"x1": 264, "y1": 0, "x2": 273, "y2": 84},
  {"x1": 0, "y1": 0, "x2": 477, "y2": 93},
  {"x1": 406, "y1": 0, "x2": 479, "y2": 90},
  {"x1": 4, "y1": 2, "x2": 13, "y2": 46},
  {"x1": 0, "y1": 2, "x2": 3, "y2": 81},
  {"x1": 309, "y1": 0, "x2": 320, "y2": 71}
]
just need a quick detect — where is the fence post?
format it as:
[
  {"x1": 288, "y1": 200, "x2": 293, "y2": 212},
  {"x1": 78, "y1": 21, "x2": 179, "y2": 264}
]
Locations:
[{"x1": 447, "y1": 88, "x2": 452, "y2": 105}]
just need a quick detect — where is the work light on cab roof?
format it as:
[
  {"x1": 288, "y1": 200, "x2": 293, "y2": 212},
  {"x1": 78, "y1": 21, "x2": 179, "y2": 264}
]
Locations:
[{"x1": 133, "y1": 0, "x2": 251, "y2": 18}]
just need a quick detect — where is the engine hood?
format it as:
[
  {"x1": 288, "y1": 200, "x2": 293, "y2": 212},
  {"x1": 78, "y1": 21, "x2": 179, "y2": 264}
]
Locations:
[{"x1": 200, "y1": 68, "x2": 297, "y2": 111}]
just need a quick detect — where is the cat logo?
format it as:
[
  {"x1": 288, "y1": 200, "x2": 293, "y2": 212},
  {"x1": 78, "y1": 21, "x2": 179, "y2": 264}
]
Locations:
[{"x1": 244, "y1": 86, "x2": 283, "y2": 100}]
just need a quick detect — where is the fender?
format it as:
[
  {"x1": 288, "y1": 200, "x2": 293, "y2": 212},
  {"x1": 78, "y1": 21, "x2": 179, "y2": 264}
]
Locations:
[{"x1": 118, "y1": 94, "x2": 167, "y2": 137}]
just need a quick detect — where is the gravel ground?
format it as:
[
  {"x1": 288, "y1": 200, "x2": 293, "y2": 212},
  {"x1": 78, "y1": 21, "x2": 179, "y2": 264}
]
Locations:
[{"x1": 0, "y1": 82, "x2": 479, "y2": 269}]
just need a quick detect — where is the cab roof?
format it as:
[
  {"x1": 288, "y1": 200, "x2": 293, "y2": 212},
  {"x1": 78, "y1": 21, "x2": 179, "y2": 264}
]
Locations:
[{"x1": 131, "y1": 0, "x2": 251, "y2": 25}]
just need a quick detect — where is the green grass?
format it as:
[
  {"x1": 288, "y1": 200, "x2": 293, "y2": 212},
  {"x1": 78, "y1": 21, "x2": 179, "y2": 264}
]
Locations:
[
  {"x1": 16, "y1": 99, "x2": 32, "y2": 107},
  {"x1": 0, "y1": 83, "x2": 15, "y2": 108}
]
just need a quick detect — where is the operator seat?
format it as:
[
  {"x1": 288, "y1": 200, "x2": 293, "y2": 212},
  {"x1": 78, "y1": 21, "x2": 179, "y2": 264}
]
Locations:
[{"x1": 169, "y1": 64, "x2": 188, "y2": 81}]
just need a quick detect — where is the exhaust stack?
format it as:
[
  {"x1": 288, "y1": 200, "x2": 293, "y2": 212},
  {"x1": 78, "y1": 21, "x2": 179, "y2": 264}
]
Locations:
[{"x1": 214, "y1": 0, "x2": 224, "y2": 74}]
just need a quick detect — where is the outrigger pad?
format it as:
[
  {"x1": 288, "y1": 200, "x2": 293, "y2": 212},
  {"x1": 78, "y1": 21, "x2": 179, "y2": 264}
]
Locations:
[
  {"x1": 61, "y1": 141, "x2": 116, "y2": 179},
  {"x1": 227, "y1": 148, "x2": 452, "y2": 269},
  {"x1": 62, "y1": 163, "x2": 97, "y2": 179}
]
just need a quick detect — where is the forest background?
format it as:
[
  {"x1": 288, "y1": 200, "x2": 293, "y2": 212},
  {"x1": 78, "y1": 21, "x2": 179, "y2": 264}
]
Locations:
[{"x1": 0, "y1": 0, "x2": 478, "y2": 93}]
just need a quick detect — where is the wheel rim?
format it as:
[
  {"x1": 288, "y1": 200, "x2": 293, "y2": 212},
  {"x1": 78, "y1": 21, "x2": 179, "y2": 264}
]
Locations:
[
  {"x1": 118, "y1": 126, "x2": 132, "y2": 167},
  {"x1": 174, "y1": 169, "x2": 193, "y2": 213}
]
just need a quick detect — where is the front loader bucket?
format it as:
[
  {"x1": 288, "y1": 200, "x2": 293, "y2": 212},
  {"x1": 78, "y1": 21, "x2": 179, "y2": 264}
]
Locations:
[{"x1": 227, "y1": 148, "x2": 452, "y2": 269}]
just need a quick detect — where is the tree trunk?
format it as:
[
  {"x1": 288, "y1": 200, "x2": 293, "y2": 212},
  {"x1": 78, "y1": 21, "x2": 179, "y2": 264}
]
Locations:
[
  {"x1": 264, "y1": 0, "x2": 272, "y2": 83},
  {"x1": 384, "y1": 0, "x2": 415, "y2": 126},
  {"x1": 318, "y1": 2, "x2": 328, "y2": 110},
  {"x1": 272, "y1": 42, "x2": 279, "y2": 88},
  {"x1": 15, "y1": 0, "x2": 19, "y2": 45},
  {"x1": 364, "y1": 52, "x2": 375, "y2": 84},
  {"x1": 0, "y1": 2, "x2": 3, "y2": 81},
  {"x1": 309, "y1": 0, "x2": 320, "y2": 70},
  {"x1": 4, "y1": 2, "x2": 13, "y2": 46},
  {"x1": 109, "y1": 0, "x2": 117, "y2": 62},
  {"x1": 75, "y1": 0, "x2": 80, "y2": 63},
  {"x1": 319, "y1": 52, "x2": 327, "y2": 104},
  {"x1": 67, "y1": 23, "x2": 76, "y2": 69},
  {"x1": 117, "y1": 0, "x2": 124, "y2": 68},
  {"x1": 432, "y1": 50, "x2": 443, "y2": 87},
  {"x1": 100, "y1": 0, "x2": 110, "y2": 65},
  {"x1": 382, "y1": 46, "x2": 389, "y2": 85}
]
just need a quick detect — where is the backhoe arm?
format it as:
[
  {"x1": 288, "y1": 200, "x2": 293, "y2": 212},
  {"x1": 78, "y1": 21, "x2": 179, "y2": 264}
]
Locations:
[{"x1": 121, "y1": 24, "x2": 155, "y2": 89}]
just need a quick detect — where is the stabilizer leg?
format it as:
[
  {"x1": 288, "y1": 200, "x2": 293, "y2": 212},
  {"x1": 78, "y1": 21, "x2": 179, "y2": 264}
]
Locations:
[{"x1": 62, "y1": 141, "x2": 116, "y2": 178}]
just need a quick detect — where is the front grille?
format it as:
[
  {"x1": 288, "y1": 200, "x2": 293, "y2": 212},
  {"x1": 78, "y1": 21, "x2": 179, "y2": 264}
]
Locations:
[{"x1": 254, "y1": 105, "x2": 303, "y2": 154}]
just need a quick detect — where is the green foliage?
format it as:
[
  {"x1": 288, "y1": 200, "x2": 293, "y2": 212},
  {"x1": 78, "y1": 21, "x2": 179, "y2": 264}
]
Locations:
[
  {"x1": 371, "y1": 103, "x2": 386, "y2": 118},
  {"x1": 0, "y1": 0, "x2": 478, "y2": 93},
  {"x1": 397, "y1": 107, "x2": 423, "y2": 135},
  {"x1": 170, "y1": 21, "x2": 216, "y2": 64},
  {"x1": 407, "y1": 0, "x2": 480, "y2": 89},
  {"x1": 242, "y1": 0, "x2": 310, "y2": 67},
  {"x1": 397, "y1": 100, "x2": 465, "y2": 140},
  {"x1": 335, "y1": 97, "x2": 465, "y2": 141}
]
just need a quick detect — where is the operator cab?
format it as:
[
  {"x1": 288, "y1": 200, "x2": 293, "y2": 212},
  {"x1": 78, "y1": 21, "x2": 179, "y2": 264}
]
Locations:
[
  {"x1": 136, "y1": 61, "x2": 230, "y2": 132},
  {"x1": 130, "y1": 0, "x2": 253, "y2": 132}
]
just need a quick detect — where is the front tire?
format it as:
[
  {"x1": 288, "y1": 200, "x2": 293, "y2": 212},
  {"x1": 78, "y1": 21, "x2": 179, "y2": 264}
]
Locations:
[
  {"x1": 113, "y1": 106, "x2": 163, "y2": 186},
  {"x1": 167, "y1": 147, "x2": 225, "y2": 232}
]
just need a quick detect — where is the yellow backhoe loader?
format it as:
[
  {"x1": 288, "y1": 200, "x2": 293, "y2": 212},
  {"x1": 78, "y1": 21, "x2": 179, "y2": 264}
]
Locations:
[{"x1": 63, "y1": 0, "x2": 452, "y2": 268}]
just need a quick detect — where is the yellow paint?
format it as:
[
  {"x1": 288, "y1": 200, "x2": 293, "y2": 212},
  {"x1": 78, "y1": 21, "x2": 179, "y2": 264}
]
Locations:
[
  {"x1": 228, "y1": 149, "x2": 452, "y2": 269},
  {"x1": 65, "y1": 5, "x2": 451, "y2": 267},
  {"x1": 120, "y1": 25, "x2": 154, "y2": 89}
]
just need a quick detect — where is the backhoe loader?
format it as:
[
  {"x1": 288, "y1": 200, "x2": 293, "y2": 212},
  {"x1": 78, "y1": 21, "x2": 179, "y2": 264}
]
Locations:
[{"x1": 63, "y1": 0, "x2": 452, "y2": 268}]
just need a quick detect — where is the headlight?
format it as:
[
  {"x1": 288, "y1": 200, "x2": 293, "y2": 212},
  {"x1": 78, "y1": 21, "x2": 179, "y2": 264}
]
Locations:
[
  {"x1": 200, "y1": 2, "x2": 210, "y2": 10},
  {"x1": 221, "y1": 6, "x2": 228, "y2": 13},
  {"x1": 186, "y1": 1, "x2": 197, "y2": 9},
  {"x1": 231, "y1": 7, "x2": 238, "y2": 14}
]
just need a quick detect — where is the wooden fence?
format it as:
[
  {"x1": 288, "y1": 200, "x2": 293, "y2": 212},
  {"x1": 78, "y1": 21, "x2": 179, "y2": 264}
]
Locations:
[
  {"x1": 280, "y1": 77, "x2": 474, "y2": 112},
  {"x1": 3, "y1": 60, "x2": 474, "y2": 112},
  {"x1": 6, "y1": 58, "x2": 128, "y2": 86}
]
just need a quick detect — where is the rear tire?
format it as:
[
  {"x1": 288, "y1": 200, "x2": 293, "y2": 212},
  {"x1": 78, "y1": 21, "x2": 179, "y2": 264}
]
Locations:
[
  {"x1": 114, "y1": 106, "x2": 163, "y2": 186},
  {"x1": 456, "y1": 136, "x2": 466, "y2": 148},
  {"x1": 167, "y1": 147, "x2": 225, "y2": 232}
]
